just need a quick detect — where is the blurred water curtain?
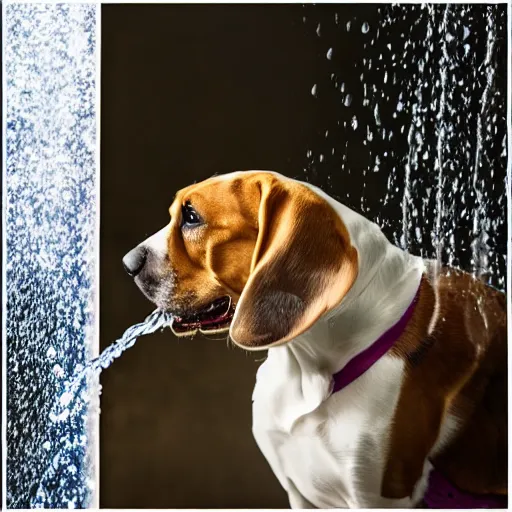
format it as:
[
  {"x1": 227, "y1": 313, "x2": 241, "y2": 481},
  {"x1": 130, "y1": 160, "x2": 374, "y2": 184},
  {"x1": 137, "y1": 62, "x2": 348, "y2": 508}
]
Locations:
[
  {"x1": 303, "y1": 4, "x2": 507, "y2": 290},
  {"x1": 5, "y1": 4, "x2": 99, "y2": 508}
]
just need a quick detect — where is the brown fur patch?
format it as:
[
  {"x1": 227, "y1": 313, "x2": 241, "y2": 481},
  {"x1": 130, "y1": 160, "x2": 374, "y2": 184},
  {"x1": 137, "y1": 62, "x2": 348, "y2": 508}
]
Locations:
[
  {"x1": 382, "y1": 268, "x2": 507, "y2": 499},
  {"x1": 229, "y1": 174, "x2": 358, "y2": 348}
]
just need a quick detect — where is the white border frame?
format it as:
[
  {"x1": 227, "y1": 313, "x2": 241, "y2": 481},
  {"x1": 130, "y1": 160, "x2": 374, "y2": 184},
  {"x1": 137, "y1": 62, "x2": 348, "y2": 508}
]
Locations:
[{"x1": 507, "y1": 0, "x2": 512, "y2": 504}]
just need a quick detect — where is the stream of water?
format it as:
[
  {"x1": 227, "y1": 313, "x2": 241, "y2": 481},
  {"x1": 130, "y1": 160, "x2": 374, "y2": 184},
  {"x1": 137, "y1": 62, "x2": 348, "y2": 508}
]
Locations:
[{"x1": 31, "y1": 310, "x2": 172, "y2": 508}]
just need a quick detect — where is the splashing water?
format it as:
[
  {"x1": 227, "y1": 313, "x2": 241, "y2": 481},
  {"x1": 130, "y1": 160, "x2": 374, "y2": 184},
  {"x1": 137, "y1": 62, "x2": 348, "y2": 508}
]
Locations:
[
  {"x1": 471, "y1": 6, "x2": 497, "y2": 278},
  {"x1": 302, "y1": 4, "x2": 507, "y2": 290},
  {"x1": 31, "y1": 310, "x2": 172, "y2": 508},
  {"x1": 433, "y1": 4, "x2": 451, "y2": 270}
]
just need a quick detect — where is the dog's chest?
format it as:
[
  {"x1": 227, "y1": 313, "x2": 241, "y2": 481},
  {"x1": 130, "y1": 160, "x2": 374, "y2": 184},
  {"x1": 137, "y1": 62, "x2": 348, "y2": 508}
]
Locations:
[{"x1": 252, "y1": 354, "x2": 410, "y2": 508}]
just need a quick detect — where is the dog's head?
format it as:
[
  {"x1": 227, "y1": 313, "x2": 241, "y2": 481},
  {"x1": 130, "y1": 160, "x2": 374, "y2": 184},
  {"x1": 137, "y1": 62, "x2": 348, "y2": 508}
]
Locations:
[{"x1": 123, "y1": 171, "x2": 358, "y2": 350}]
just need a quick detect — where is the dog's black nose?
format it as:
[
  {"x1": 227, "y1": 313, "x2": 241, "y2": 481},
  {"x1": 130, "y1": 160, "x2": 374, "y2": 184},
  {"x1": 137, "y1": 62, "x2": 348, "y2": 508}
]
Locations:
[{"x1": 122, "y1": 246, "x2": 148, "y2": 277}]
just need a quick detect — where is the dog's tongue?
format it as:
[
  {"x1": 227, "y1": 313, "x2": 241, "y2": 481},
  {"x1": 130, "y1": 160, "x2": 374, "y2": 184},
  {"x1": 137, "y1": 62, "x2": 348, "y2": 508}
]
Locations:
[
  {"x1": 174, "y1": 296, "x2": 231, "y2": 323},
  {"x1": 171, "y1": 296, "x2": 233, "y2": 336}
]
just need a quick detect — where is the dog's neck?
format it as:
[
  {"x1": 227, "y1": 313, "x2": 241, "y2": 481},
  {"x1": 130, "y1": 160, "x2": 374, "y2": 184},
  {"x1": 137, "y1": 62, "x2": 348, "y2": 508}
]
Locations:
[
  {"x1": 280, "y1": 184, "x2": 424, "y2": 372},
  {"x1": 254, "y1": 187, "x2": 425, "y2": 431}
]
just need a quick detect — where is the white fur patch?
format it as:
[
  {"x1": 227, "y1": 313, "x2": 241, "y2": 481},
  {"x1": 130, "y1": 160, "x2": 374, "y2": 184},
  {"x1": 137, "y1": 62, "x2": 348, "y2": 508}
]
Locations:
[
  {"x1": 253, "y1": 354, "x2": 426, "y2": 508},
  {"x1": 143, "y1": 224, "x2": 170, "y2": 258}
]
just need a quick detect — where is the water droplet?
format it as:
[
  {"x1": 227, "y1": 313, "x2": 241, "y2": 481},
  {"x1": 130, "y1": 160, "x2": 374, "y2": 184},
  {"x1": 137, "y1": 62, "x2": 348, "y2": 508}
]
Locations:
[
  {"x1": 59, "y1": 392, "x2": 73, "y2": 407},
  {"x1": 374, "y1": 104, "x2": 381, "y2": 126},
  {"x1": 362, "y1": 22, "x2": 370, "y2": 34},
  {"x1": 53, "y1": 364, "x2": 65, "y2": 378}
]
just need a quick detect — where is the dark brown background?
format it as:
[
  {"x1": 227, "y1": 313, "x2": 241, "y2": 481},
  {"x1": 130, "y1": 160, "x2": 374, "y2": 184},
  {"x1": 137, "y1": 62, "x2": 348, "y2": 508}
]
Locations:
[{"x1": 100, "y1": 3, "x2": 507, "y2": 509}]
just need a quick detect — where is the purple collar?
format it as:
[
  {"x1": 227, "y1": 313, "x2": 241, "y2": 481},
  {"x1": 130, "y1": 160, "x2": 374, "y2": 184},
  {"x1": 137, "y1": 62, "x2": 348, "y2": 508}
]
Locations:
[
  {"x1": 330, "y1": 283, "x2": 507, "y2": 509},
  {"x1": 332, "y1": 286, "x2": 420, "y2": 393}
]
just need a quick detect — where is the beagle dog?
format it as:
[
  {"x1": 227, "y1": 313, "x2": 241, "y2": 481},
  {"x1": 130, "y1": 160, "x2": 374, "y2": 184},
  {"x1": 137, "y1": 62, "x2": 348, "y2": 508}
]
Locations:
[{"x1": 123, "y1": 171, "x2": 507, "y2": 508}]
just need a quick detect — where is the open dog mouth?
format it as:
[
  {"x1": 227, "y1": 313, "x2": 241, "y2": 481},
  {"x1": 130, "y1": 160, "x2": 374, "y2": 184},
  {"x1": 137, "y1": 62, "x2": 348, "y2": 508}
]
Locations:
[{"x1": 170, "y1": 296, "x2": 235, "y2": 337}]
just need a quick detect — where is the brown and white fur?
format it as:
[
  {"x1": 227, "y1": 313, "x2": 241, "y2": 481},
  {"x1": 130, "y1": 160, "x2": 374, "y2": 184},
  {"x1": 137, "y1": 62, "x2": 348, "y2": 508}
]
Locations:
[{"x1": 123, "y1": 170, "x2": 507, "y2": 508}]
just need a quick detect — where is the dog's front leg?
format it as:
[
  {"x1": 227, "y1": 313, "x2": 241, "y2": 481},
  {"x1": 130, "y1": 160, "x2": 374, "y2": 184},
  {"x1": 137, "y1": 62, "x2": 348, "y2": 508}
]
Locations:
[
  {"x1": 287, "y1": 479, "x2": 317, "y2": 509},
  {"x1": 252, "y1": 425, "x2": 318, "y2": 508}
]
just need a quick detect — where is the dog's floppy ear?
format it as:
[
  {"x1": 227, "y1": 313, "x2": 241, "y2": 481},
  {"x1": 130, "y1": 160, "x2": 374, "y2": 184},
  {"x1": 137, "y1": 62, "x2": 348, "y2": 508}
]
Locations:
[{"x1": 229, "y1": 175, "x2": 358, "y2": 350}]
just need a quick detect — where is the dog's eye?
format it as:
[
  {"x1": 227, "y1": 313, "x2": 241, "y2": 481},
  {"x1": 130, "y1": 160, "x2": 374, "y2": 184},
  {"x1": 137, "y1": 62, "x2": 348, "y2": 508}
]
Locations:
[{"x1": 181, "y1": 202, "x2": 202, "y2": 228}]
